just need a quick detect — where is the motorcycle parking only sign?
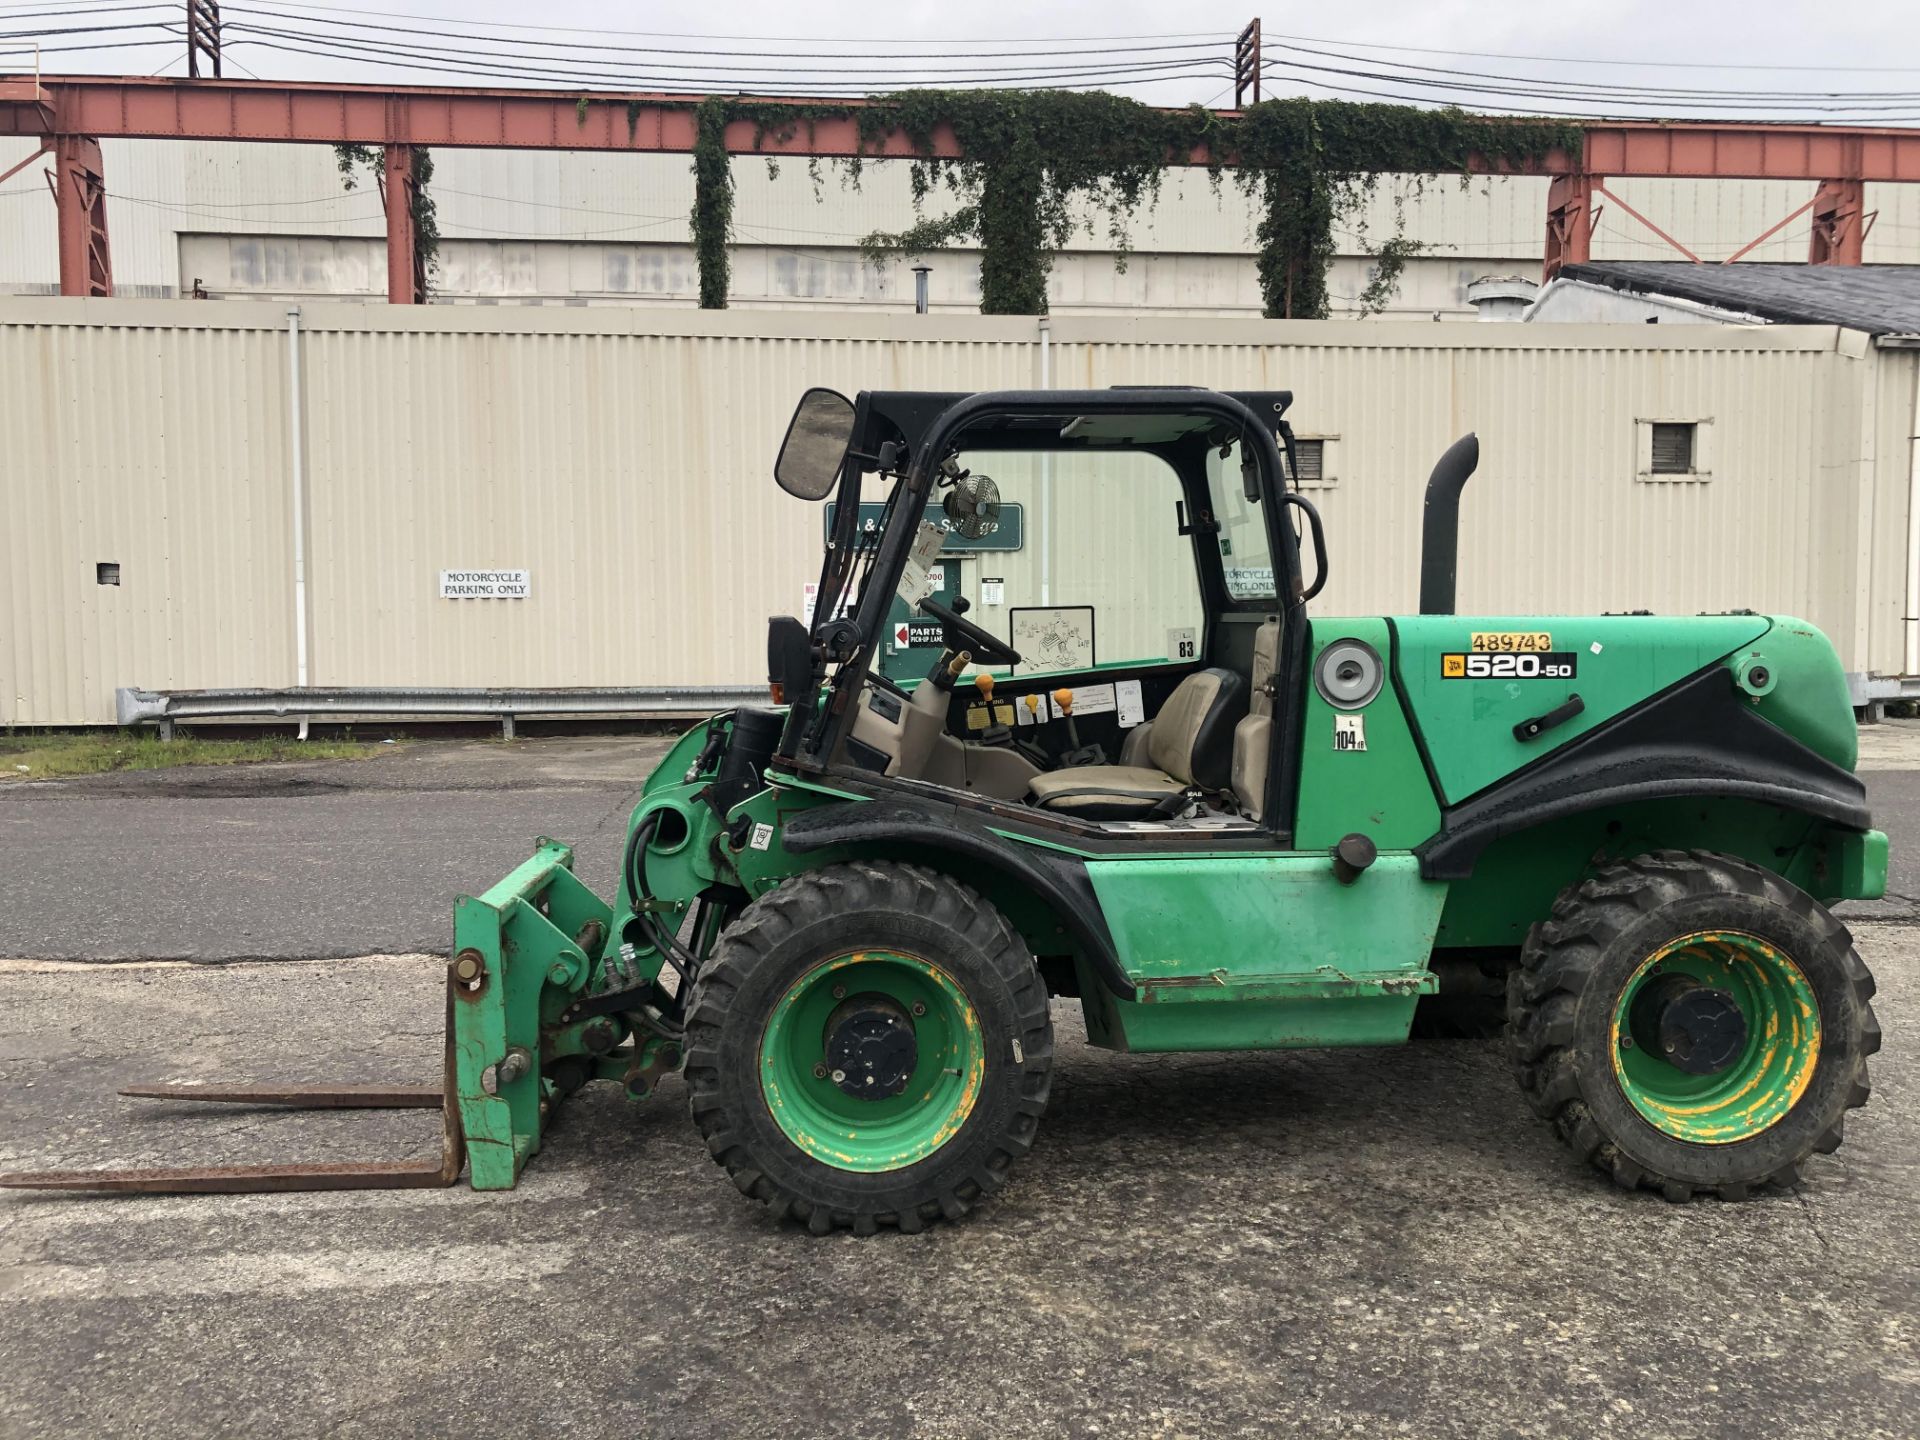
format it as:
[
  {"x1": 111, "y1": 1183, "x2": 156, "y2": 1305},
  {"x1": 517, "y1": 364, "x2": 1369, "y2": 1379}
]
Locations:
[{"x1": 440, "y1": 569, "x2": 530, "y2": 599}]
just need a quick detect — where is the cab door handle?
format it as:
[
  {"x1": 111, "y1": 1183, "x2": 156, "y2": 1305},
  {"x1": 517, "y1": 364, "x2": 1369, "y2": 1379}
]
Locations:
[{"x1": 1514, "y1": 693, "x2": 1584, "y2": 742}]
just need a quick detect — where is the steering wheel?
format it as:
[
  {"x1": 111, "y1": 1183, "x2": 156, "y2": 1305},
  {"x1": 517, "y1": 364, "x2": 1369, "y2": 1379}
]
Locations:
[{"x1": 920, "y1": 596, "x2": 1021, "y2": 666}]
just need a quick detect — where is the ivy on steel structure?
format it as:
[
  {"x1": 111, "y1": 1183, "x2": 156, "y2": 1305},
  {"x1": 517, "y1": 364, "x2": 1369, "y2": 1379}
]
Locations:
[{"x1": 1, "y1": 73, "x2": 1915, "y2": 302}]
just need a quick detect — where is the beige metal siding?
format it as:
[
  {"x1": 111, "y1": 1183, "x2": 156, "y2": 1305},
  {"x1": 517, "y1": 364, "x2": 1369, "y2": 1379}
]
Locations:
[
  {"x1": 1055, "y1": 320, "x2": 1900, "y2": 663},
  {"x1": 2, "y1": 299, "x2": 1906, "y2": 723},
  {"x1": 2, "y1": 304, "x2": 296, "y2": 724},
  {"x1": 295, "y1": 312, "x2": 1039, "y2": 696}
]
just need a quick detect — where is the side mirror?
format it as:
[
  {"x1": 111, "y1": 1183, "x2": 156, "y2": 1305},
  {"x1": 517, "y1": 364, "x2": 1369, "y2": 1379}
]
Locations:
[{"x1": 775, "y1": 388, "x2": 856, "y2": 501}]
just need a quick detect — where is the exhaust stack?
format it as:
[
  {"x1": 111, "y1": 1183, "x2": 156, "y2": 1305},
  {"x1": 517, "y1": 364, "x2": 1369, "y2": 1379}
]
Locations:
[{"x1": 1418, "y1": 434, "x2": 1480, "y2": 616}]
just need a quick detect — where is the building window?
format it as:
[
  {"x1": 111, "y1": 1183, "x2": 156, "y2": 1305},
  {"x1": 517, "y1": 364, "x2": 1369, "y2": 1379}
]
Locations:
[
  {"x1": 1650, "y1": 422, "x2": 1696, "y2": 475},
  {"x1": 96, "y1": 562, "x2": 120, "y2": 586}
]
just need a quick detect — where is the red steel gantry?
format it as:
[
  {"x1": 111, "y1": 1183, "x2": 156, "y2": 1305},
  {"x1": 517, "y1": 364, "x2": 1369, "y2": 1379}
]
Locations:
[{"x1": 4, "y1": 75, "x2": 1919, "y2": 300}]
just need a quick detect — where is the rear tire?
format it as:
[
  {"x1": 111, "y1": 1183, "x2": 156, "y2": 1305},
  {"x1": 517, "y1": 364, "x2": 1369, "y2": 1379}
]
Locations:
[
  {"x1": 684, "y1": 861, "x2": 1053, "y2": 1234},
  {"x1": 1507, "y1": 850, "x2": 1878, "y2": 1200}
]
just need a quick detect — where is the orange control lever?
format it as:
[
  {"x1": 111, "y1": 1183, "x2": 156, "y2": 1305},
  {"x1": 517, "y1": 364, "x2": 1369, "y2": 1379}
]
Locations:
[
  {"x1": 1052, "y1": 687, "x2": 1082, "y2": 748},
  {"x1": 974, "y1": 673, "x2": 996, "y2": 700}
]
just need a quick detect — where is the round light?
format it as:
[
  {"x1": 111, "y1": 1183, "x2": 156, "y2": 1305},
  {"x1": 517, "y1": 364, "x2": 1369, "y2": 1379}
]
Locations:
[{"x1": 1314, "y1": 640, "x2": 1383, "y2": 710}]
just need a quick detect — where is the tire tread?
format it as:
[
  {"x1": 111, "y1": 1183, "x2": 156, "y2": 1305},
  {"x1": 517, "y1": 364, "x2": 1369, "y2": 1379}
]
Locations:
[{"x1": 1507, "y1": 848, "x2": 1877, "y2": 1202}]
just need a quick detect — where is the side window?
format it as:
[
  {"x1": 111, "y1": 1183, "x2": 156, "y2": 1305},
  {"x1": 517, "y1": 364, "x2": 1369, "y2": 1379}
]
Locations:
[
  {"x1": 1207, "y1": 442, "x2": 1277, "y2": 604},
  {"x1": 936, "y1": 450, "x2": 1203, "y2": 678}
]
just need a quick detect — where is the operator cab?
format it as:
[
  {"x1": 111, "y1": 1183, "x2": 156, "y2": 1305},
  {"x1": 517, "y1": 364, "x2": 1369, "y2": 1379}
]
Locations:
[{"x1": 766, "y1": 387, "x2": 1320, "y2": 842}]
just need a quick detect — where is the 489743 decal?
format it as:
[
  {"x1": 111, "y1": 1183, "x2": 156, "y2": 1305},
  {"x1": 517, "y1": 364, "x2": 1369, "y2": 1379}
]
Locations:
[{"x1": 1441, "y1": 651, "x2": 1578, "y2": 680}]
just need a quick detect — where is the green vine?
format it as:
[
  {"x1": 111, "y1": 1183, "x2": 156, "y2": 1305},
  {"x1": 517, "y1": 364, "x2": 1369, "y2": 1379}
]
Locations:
[
  {"x1": 690, "y1": 97, "x2": 736, "y2": 309},
  {"x1": 680, "y1": 93, "x2": 1578, "y2": 317},
  {"x1": 333, "y1": 142, "x2": 440, "y2": 298},
  {"x1": 1225, "y1": 100, "x2": 1575, "y2": 318},
  {"x1": 1357, "y1": 233, "x2": 1427, "y2": 316},
  {"x1": 855, "y1": 91, "x2": 1183, "y2": 314}
]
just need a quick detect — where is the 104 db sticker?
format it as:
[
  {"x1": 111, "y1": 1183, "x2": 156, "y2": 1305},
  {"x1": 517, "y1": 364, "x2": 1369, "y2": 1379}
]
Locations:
[{"x1": 1442, "y1": 651, "x2": 1578, "y2": 680}]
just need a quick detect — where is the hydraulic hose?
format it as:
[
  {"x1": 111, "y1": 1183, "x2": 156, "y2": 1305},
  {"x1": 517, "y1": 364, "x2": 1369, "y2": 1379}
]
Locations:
[{"x1": 622, "y1": 814, "x2": 698, "y2": 982}]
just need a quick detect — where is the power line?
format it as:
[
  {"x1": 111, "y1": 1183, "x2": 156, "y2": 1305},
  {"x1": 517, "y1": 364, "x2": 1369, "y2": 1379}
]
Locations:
[
  {"x1": 105, "y1": 188, "x2": 388, "y2": 223},
  {"x1": 214, "y1": 17, "x2": 1235, "y2": 87},
  {"x1": 0, "y1": 1, "x2": 172, "y2": 14},
  {"x1": 220, "y1": 28, "x2": 1231, "y2": 93},
  {"x1": 1269, "y1": 38, "x2": 1920, "y2": 102},
  {"x1": 1260, "y1": 61, "x2": 1920, "y2": 123},
  {"x1": 1265, "y1": 28, "x2": 1920, "y2": 76},
  {"x1": 210, "y1": 0, "x2": 1229, "y2": 46},
  {"x1": 227, "y1": 5, "x2": 1234, "y2": 63},
  {"x1": 0, "y1": 34, "x2": 179, "y2": 54},
  {"x1": 221, "y1": 23, "x2": 1234, "y2": 82},
  {"x1": 1261, "y1": 53, "x2": 1920, "y2": 114}
]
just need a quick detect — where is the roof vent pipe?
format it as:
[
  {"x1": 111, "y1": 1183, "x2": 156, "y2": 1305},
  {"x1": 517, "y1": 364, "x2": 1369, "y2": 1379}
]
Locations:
[
  {"x1": 1418, "y1": 434, "x2": 1480, "y2": 615},
  {"x1": 1465, "y1": 275, "x2": 1537, "y2": 321}
]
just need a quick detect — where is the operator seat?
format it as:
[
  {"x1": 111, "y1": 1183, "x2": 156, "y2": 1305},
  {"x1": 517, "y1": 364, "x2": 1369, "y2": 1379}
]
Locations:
[{"x1": 1026, "y1": 668, "x2": 1247, "y2": 820}]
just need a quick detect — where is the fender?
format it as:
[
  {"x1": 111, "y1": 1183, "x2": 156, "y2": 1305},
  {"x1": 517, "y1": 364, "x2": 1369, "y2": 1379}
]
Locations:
[
  {"x1": 1416, "y1": 665, "x2": 1871, "y2": 880},
  {"x1": 780, "y1": 798, "x2": 1134, "y2": 999}
]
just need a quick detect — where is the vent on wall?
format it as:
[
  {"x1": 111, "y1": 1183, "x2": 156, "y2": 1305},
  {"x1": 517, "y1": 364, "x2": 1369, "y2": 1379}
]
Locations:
[
  {"x1": 1293, "y1": 438, "x2": 1325, "y2": 485},
  {"x1": 96, "y1": 562, "x2": 120, "y2": 586},
  {"x1": 1650, "y1": 422, "x2": 1696, "y2": 475}
]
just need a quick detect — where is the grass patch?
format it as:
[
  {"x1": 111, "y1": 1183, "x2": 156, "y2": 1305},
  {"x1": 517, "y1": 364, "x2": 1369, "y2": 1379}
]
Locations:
[{"x1": 0, "y1": 730, "x2": 382, "y2": 780}]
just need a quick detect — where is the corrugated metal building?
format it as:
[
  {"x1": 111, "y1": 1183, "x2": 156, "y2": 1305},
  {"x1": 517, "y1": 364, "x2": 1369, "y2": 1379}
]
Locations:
[
  {"x1": 9, "y1": 139, "x2": 1920, "y2": 315},
  {"x1": 4, "y1": 298, "x2": 1912, "y2": 725}
]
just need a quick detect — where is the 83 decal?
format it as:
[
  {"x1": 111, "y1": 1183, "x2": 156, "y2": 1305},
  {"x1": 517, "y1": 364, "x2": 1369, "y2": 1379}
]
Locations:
[{"x1": 1442, "y1": 651, "x2": 1577, "y2": 680}]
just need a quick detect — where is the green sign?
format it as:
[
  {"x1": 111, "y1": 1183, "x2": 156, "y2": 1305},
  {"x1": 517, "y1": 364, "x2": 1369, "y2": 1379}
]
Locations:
[{"x1": 826, "y1": 502, "x2": 1024, "y2": 553}]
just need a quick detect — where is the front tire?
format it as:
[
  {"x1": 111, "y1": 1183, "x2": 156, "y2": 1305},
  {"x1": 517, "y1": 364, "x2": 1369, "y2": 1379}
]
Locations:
[
  {"x1": 1508, "y1": 850, "x2": 1879, "y2": 1200},
  {"x1": 684, "y1": 861, "x2": 1053, "y2": 1234}
]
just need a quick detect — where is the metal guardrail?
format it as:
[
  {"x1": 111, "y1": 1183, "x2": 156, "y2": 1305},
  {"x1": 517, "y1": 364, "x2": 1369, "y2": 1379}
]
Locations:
[{"x1": 116, "y1": 685, "x2": 765, "y2": 738}]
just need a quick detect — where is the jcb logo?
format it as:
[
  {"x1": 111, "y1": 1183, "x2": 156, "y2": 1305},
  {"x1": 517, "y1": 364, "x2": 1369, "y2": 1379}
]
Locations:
[{"x1": 1442, "y1": 651, "x2": 1578, "y2": 681}]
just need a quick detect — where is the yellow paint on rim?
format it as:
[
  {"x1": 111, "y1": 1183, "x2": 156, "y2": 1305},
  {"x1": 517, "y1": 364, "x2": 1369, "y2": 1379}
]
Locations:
[{"x1": 1609, "y1": 929, "x2": 1821, "y2": 1145}]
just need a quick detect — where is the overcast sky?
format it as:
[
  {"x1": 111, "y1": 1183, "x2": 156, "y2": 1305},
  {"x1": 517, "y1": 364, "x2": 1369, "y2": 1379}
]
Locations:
[{"x1": 8, "y1": 0, "x2": 1920, "y2": 124}]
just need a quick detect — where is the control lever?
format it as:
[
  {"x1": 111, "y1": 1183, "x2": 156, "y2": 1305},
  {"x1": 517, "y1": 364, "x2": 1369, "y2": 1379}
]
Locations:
[
  {"x1": 1053, "y1": 687, "x2": 1107, "y2": 768},
  {"x1": 972, "y1": 673, "x2": 1012, "y2": 747},
  {"x1": 1013, "y1": 692, "x2": 1051, "y2": 769},
  {"x1": 1054, "y1": 688, "x2": 1081, "y2": 750}
]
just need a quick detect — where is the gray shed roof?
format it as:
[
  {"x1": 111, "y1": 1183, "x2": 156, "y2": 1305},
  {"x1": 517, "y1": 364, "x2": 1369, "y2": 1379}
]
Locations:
[{"x1": 1557, "y1": 261, "x2": 1920, "y2": 336}]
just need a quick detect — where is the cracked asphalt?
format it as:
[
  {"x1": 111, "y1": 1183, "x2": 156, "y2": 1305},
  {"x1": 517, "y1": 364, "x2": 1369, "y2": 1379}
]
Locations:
[{"x1": 1, "y1": 730, "x2": 1916, "y2": 1438}]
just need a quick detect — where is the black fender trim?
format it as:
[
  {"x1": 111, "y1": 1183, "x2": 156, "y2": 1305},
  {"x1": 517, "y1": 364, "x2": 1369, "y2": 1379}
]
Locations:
[
  {"x1": 1417, "y1": 665, "x2": 1870, "y2": 880},
  {"x1": 780, "y1": 799, "x2": 1134, "y2": 999}
]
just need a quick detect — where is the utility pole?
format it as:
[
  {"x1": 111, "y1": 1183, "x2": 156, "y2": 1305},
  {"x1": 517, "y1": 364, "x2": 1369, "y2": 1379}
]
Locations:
[
  {"x1": 185, "y1": 0, "x2": 222, "y2": 78},
  {"x1": 1233, "y1": 19, "x2": 1261, "y2": 108}
]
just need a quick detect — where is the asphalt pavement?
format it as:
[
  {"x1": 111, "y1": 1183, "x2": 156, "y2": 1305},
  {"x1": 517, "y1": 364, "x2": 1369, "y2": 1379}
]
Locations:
[
  {"x1": 0, "y1": 737, "x2": 672, "y2": 960},
  {"x1": 1, "y1": 729, "x2": 1916, "y2": 1438}
]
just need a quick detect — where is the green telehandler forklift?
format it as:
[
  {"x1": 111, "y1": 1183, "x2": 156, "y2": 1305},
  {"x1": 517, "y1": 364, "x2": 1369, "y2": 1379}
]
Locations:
[{"x1": 7, "y1": 386, "x2": 1887, "y2": 1233}]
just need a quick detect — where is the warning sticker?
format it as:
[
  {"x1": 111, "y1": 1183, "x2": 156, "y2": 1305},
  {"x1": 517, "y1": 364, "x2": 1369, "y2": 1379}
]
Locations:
[
  {"x1": 1334, "y1": 714, "x2": 1367, "y2": 751},
  {"x1": 896, "y1": 520, "x2": 946, "y2": 606},
  {"x1": 1050, "y1": 682, "x2": 1117, "y2": 721}
]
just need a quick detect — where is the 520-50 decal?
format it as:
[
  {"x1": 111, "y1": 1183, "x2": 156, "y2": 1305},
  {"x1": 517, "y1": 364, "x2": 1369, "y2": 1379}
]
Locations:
[{"x1": 1442, "y1": 651, "x2": 1578, "y2": 680}]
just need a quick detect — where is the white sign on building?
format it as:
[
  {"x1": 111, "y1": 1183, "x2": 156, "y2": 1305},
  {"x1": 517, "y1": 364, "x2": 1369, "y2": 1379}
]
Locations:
[{"x1": 440, "y1": 569, "x2": 530, "y2": 599}]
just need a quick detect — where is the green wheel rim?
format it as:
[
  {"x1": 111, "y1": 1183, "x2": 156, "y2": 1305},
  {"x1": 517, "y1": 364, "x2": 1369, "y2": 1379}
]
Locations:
[
  {"x1": 1609, "y1": 929, "x2": 1821, "y2": 1145},
  {"x1": 759, "y1": 951, "x2": 986, "y2": 1173}
]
